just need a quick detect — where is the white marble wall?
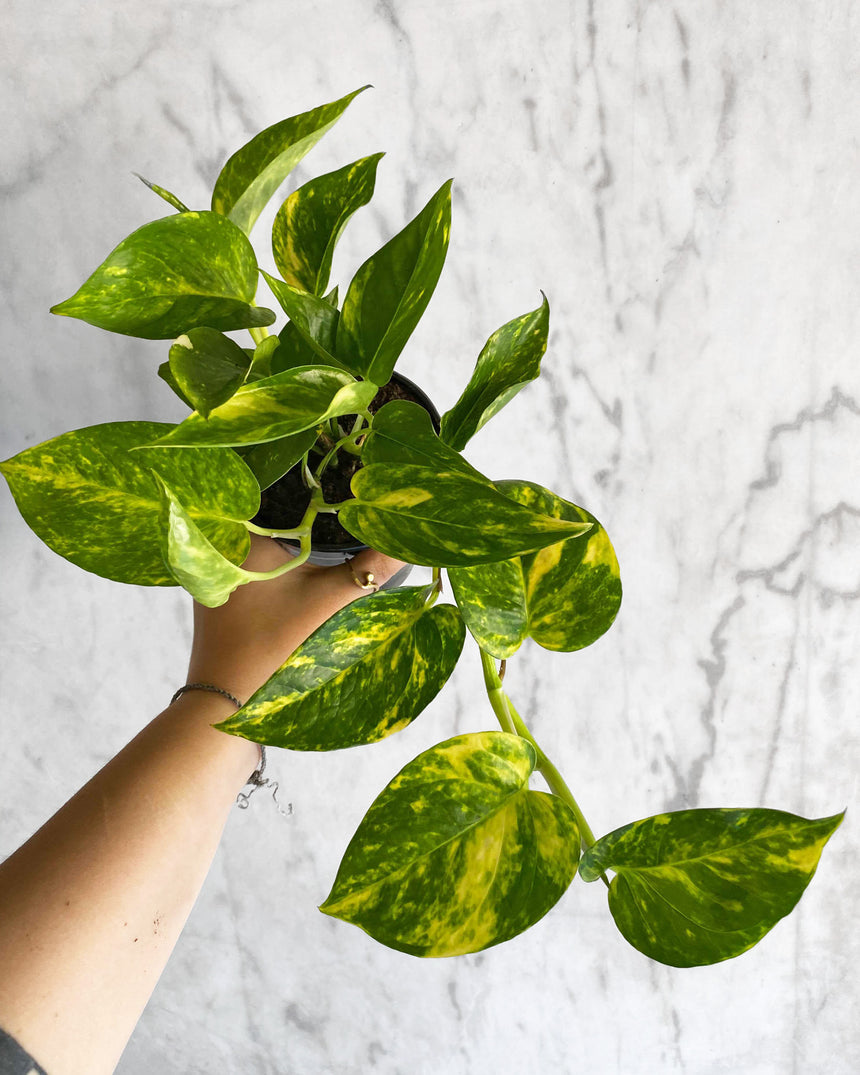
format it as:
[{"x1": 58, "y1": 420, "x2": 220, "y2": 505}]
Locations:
[{"x1": 2, "y1": 1, "x2": 858, "y2": 1072}]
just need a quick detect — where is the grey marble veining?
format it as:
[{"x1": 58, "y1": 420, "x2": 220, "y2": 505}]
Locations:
[{"x1": 1, "y1": 1, "x2": 858, "y2": 1073}]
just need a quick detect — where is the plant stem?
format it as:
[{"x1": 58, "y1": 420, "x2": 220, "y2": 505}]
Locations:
[
  {"x1": 239, "y1": 487, "x2": 335, "y2": 582},
  {"x1": 478, "y1": 649, "x2": 602, "y2": 858},
  {"x1": 424, "y1": 567, "x2": 444, "y2": 608},
  {"x1": 244, "y1": 521, "x2": 307, "y2": 539},
  {"x1": 479, "y1": 649, "x2": 518, "y2": 736},
  {"x1": 314, "y1": 427, "x2": 367, "y2": 481},
  {"x1": 504, "y1": 695, "x2": 600, "y2": 853},
  {"x1": 249, "y1": 326, "x2": 270, "y2": 346}
]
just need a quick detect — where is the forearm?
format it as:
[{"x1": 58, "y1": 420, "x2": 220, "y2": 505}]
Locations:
[
  {"x1": 0, "y1": 691, "x2": 259, "y2": 1075},
  {"x1": 0, "y1": 540, "x2": 405, "y2": 1074}
]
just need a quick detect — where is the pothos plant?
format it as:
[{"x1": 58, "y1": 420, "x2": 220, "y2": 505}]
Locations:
[{"x1": 2, "y1": 87, "x2": 842, "y2": 967}]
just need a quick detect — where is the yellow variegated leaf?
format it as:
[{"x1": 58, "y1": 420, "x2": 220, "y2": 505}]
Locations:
[
  {"x1": 321, "y1": 731, "x2": 580, "y2": 956},
  {"x1": 448, "y1": 480, "x2": 621, "y2": 656},
  {"x1": 579, "y1": 808, "x2": 844, "y2": 967},
  {"x1": 50, "y1": 212, "x2": 275, "y2": 339},
  {"x1": 340, "y1": 465, "x2": 591, "y2": 567},
  {"x1": 336, "y1": 180, "x2": 452, "y2": 386},
  {"x1": 272, "y1": 153, "x2": 383, "y2": 295},
  {"x1": 0, "y1": 422, "x2": 256, "y2": 585},
  {"x1": 144, "y1": 367, "x2": 376, "y2": 448},
  {"x1": 214, "y1": 587, "x2": 465, "y2": 749},
  {"x1": 212, "y1": 87, "x2": 369, "y2": 235}
]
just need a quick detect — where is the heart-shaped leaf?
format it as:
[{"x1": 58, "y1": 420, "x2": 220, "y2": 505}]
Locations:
[
  {"x1": 262, "y1": 271, "x2": 346, "y2": 370},
  {"x1": 155, "y1": 476, "x2": 260, "y2": 606},
  {"x1": 0, "y1": 423, "x2": 258, "y2": 585},
  {"x1": 211, "y1": 86, "x2": 369, "y2": 235},
  {"x1": 579, "y1": 808, "x2": 844, "y2": 967},
  {"x1": 320, "y1": 731, "x2": 580, "y2": 956},
  {"x1": 448, "y1": 480, "x2": 622, "y2": 657},
  {"x1": 338, "y1": 464, "x2": 591, "y2": 567},
  {"x1": 51, "y1": 211, "x2": 276, "y2": 340},
  {"x1": 272, "y1": 153, "x2": 383, "y2": 295},
  {"x1": 336, "y1": 180, "x2": 452, "y2": 385},
  {"x1": 440, "y1": 295, "x2": 550, "y2": 450},
  {"x1": 168, "y1": 327, "x2": 252, "y2": 417},
  {"x1": 144, "y1": 367, "x2": 376, "y2": 447},
  {"x1": 214, "y1": 586, "x2": 465, "y2": 749},
  {"x1": 362, "y1": 400, "x2": 481, "y2": 478}
]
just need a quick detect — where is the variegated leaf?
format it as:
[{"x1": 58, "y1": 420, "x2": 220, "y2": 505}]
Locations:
[
  {"x1": 362, "y1": 400, "x2": 482, "y2": 478},
  {"x1": 168, "y1": 327, "x2": 252, "y2": 417},
  {"x1": 448, "y1": 480, "x2": 622, "y2": 657},
  {"x1": 579, "y1": 808, "x2": 844, "y2": 967},
  {"x1": 337, "y1": 180, "x2": 452, "y2": 386},
  {"x1": 214, "y1": 587, "x2": 465, "y2": 749},
  {"x1": 158, "y1": 360, "x2": 193, "y2": 408},
  {"x1": 338, "y1": 464, "x2": 591, "y2": 567},
  {"x1": 440, "y1": 295, "x2": 550, "y2": 450},
  {"x1": 262, "y1": 271, "x2": 346, "y2": 370},
  {"x1": 272, "y1": 153, "x2": 383, "y2": 295},
  {"x1": 211, "y1": 86, "x2": 369, "y2": 235},
  {"x1": 51, "y1": 212, "x2": 275, "y2": 340},
  {"x1": 0, "y1": 423, "x2": 257, "y2": 585},
  {"x1": 133, "y1": 173, "x2": 190, "y2": 213},
  {"x1": 237, "y1": 428, "x2": 318, "y2": 490},
  {"x1": 143, "y1": 367, "x2": 376, "y2": 447},
  {"x1": 155, "y1": 477, "x2": 259, "y2": 606},
  {"x1": 320, "y1": 731, "x2": 580, "y2": 956}
]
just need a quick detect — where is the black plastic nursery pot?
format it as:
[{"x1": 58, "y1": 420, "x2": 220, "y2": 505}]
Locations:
[{"x1": 251, "y1": 372, "x2": 440, "y2": 574}]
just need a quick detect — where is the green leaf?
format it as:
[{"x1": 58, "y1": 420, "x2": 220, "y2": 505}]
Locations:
[
  {"x1": 236, "y1": 429, "x2": 319, "y2": 491},
  {"x1": 143, "y1": 367, "x2": 377, "y2": 447},
  {"x1": 337, "y1": 180, "x2": 452, "y2": 385},
  {"x1": 273, "y1": 153, "x2": 384, "y2": 295},
  {"x1": 320, "y1": 731, "x2": 580, "y2": 957},
  {"x1": 133, "y1": 173, "x2": 190, "y2": 213},
  {"x1": 448, "y1": 558, "x2": 529, "y2": 658},
  {"x1": 211, "y1": 86, "x2": 369, "y2": 236},
  {"x1": 168, "y1": 327, "x2": 252, "y2": 418},
  {"x1": 271, "y1": 286, "x2": 340, "y2": 374},
  {"x1": 262, "y1": 271, "x2": 345, "y2": 370},
  {"x1": 214, "y1": 587, "x2": 465, "y2": 749},
  {"x1": 448, "y1": 480, "x2": 622, "y2": 657},
  {"x1": 440, "y1": 296, "x2": 550, "y2": 451},
  {"x1": 362, "y1": 400, "x2": 481, "y2": 479},
  {"x1": 579, "y1": 808, "x2": 844, "y2": 967},
  {"x1": 338, "y1": 464, "x2": 592, "y2": 567},
  {"x1": 157, "y1": 360, "x2": 193, "y2": 408},
  {"x1": 0, "y1": 422, "x2": 257, "y2": 585},
  {"x1": 155, "y1": 476, "x2": 258, "y2": 607},
  {"x1": 51, "y1": 212, "x2": 276, "y2": 340},
  {"x1": 245, "y1": 334, "x2": 282, "y2": 382}
]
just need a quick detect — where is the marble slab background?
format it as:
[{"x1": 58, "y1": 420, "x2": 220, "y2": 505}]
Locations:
[{"x1": 1, "y1": 1, "x2": 858, "y2": 1072}]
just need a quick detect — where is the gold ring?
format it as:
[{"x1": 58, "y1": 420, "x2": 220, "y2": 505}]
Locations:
[{"x1": 347, "y1": 561, "x2": 380, "y2": 592}]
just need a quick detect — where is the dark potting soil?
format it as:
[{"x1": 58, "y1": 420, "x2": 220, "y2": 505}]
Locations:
[{"x1": 251, "y1": 376, "x2": 434, "y2": 548}]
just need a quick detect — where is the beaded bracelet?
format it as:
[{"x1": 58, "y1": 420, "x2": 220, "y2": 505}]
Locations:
[{"x1": 170, "y1": 682, "x2": 288, "y2": 813}]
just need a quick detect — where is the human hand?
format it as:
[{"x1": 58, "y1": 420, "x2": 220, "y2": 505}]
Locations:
[{"x1": 186, "y1": 536, "x2": 408, "y2": 703}]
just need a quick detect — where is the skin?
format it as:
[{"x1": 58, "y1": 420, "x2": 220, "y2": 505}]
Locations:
[{"x1": 0, "y1": 536, "x2": 405, "y2": 1075}]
